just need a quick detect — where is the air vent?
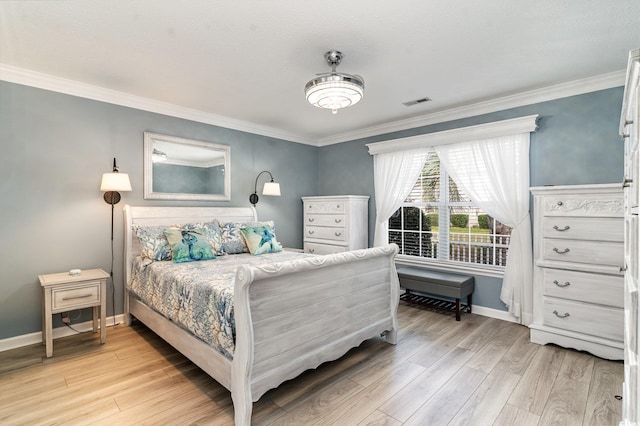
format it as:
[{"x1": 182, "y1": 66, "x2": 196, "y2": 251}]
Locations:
[{"x1": 402, "y1": 97, "x2": 432, "y2": 107}]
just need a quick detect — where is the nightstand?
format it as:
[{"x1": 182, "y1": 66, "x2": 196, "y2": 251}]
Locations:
[{"x1": 39, "y1": 268, "x2": 109, "y2": 358}]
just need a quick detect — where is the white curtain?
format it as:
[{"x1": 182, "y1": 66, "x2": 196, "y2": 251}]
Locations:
[
  {"x1": 435, "y1": 133, "x2": 533, "y2": 325},
  {"x1": 373, "y1": 149, "x2": 431, "y2": 247}
]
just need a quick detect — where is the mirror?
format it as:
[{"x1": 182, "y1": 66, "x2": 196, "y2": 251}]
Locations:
[{"x1": 143, "y1": 132, "x2": 231, "y2": 201}]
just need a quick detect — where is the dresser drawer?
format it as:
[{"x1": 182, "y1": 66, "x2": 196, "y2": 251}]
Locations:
[
  {"x1": 304, "y1": 242, "x2": 347, "y2": 255},
  {"x1": 543, "y1": 268, "x2": 623, "y2": 307},
  {"x1": 542, "y1": 194, "x2": 623, "y2": 217},
  {"x1": 542, "y1": 239, "x2": 623, "y2": 267},
  {"x1": 52, "y1": 282, "x2": 101, "y2": 311},
  {"x1": 543, "y1": 297, "x2": 623, "y2": 341},
  {"x1": 542, "y1": 217, "x2": 623, "y2": 242},
  {"x1": 305, "y1": 214, "x2": 346, "y2": 227},
  {"x1": 305, "y1": 226, "x2": 347, "y2": 241},
  {"x1": 305, "y1": 201, "x2": 345, "y2": 214}
]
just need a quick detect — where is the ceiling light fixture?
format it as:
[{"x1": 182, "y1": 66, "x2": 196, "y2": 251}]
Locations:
[{"x1": 305, "y1": 50, "x2": 364, "y2": 114}]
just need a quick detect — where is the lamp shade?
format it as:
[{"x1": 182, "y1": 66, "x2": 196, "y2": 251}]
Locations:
[
  {"x1": 100, "y1": 173, "x2": 132, "y2": 192},
  {"x1": 262, "y1": 181, "x2": 281, "y2": 196}
]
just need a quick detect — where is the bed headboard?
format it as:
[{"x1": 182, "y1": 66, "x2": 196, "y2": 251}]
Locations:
[{"x1": 123, "y1": 204, "x2": 258, "y2": 290}]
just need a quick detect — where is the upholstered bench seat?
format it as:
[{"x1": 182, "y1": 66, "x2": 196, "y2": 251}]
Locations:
[{"x1": 397, "y1": 267, "x2": 474, "y2": 321}]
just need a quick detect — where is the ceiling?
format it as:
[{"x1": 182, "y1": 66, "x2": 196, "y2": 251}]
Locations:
[{"x1": 1, "y1": 1, "x2": 639, "y2": 146}]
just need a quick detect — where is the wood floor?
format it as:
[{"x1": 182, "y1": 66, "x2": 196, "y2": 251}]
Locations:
[{"x1": 0, "y1": 303, "x2": 624, "y2": 425}]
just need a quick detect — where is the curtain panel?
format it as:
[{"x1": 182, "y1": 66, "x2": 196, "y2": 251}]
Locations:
[{"x1": 435, "y1": 133, "x2": 533, "y2": 324}]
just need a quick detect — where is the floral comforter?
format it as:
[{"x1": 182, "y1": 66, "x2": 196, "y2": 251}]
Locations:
[{"x1": 129, "y1": 251, "x2": 309, "y2": 359}]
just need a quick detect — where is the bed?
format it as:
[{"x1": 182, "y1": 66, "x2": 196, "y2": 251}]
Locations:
[{"x1": 123, "y1": 205, "x2": 400, "y2": 425}]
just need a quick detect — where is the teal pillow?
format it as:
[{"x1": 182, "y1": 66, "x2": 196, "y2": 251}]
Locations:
[
  {"x1": 240, "y1": 225, "x2": 283, "y2": 256},
  {"x1": 164, "y1": 227, "x2": 216, "y2": 263},
  {"x1": 220, "y1": 220, "x2": 275, "y2": 254}
]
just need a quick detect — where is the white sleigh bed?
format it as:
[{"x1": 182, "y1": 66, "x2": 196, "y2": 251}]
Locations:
[{"x1": 123, "y1": 205, "x2": 400, "y2": 425}]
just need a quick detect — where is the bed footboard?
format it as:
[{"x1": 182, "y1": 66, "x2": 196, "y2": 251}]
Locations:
[{"x1": 231, "y1": 244, "x2": 399, "y2": 426}]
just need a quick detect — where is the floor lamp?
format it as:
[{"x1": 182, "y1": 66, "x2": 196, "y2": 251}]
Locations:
[{"x1": 100, "y1": 158, "x2": 132, "y2": 324}]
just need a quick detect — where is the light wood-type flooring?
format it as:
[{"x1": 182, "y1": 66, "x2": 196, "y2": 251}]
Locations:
[{"x1": 0, "y1": 303, "x2": 624, "y2": 425}]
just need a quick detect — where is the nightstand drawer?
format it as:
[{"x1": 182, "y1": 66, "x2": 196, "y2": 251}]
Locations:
[
  {"x1": 52, "y1": 282, "x2": 101, "y2": 311},
  {"x1": 543, "y1": 297, "x2": 623, "y2": 341},
  {"x1": 305, "y1": 214, "x2": 346, "y2": 227}
]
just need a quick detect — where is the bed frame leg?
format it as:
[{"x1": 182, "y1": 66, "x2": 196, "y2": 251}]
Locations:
[
  {"x1": 383, "y1": 327, "x2": 398, "y2": 345},
  {"x1": 232, "y1": 390, "x2": 253, "y2": 426}
]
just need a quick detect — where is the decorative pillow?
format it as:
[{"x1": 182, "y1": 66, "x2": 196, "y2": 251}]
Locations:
[
  {"x1": 220, "y1": 220, "x2": 275, "y2": 254},
  {"x1": 132, "y1": 225, "x2": 172, "y2": 261},
  {"x1": 163, "y1": 227, "x2": 216, "y2": 263},
  {"x1": 240, "y1": 225, "x2": 283, "y2": 255},
  {"x1": 181, "y1": 220, "x2": 223, "y2": 255}
]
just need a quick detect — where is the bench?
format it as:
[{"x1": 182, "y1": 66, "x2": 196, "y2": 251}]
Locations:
[{"x1": 396, "y1": 267, "x2": 474, "y2": 321}]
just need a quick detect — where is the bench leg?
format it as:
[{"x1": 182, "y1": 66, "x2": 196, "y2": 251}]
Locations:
[
  {"x1": 455, "y1": 298, "x2": 461, "y2": 321},
  {"x1": 468, "y1": 293, "x2": 473, "y2": 313}
]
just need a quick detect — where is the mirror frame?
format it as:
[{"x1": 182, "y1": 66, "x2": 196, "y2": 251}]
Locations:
[{"x1": 143, "y1": 132, "x2": 231, "y2": 201}]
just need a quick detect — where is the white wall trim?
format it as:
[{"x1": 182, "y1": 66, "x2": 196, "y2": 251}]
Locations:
[
  {"x1": 318, "y1": 70, "x2": 625, "y2": 146},
  {"x1": 471, "y1": 305, "x2": 519, "y2": 323},
  {"x1": 0, "y1": 314, "x2": 125, "y2": 353},
  {"x1": 0, "y1": 63, "x2": 317, "y2": 146},
  {"x1": 366, "y1": 114, "x2": 539, "y2": 155},
  {"x1": 1, "y1": 63, "x2": 624, "y2": 147}
]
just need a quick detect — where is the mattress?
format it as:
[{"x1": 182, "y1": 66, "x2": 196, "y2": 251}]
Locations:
[{"x1": 128, "y1": 251, "x2": 309, "y2": 359}]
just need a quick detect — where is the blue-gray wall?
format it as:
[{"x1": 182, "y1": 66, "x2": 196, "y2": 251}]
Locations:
[
  {"x1": 0, "y1": 81, "x2": 318, "y2": 339},
  {"x1": 0, "y1": 80, "x2": 624, "y2": 340},
  {"x1": 318, "y1": 88, "x2": 625, "y2": 311}
]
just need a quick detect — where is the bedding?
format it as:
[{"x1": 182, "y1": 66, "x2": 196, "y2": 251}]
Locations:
[{"x1": 128, "y1": 250, "x2": 310, "y2": 359}]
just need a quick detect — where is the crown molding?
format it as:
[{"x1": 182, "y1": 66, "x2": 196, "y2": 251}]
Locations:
[
  {"x1": 1, "y1": 63, "x2": 625, "y2": 148},
  {"x1": 0, "y1": 63, "x2": 317, "y2": 146},
  {"x1": 317, "y1": 70, "x2": 626, "y2": 146}
]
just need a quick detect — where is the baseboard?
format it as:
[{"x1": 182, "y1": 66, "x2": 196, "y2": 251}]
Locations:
[
  {"x1": 0, "y1": 314, "x2": 126, "y2": 353},
  {"x1": 471, "y1": 305, "x2": 520, "y2": 323}
]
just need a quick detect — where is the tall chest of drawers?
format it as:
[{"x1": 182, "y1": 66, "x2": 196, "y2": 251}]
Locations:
[
  {"x1": 530, "y1": 184, "x2": 624, "y2": 360},
  {"x1": 302, "y1": 195, "x2": 369, "y2": 255}
]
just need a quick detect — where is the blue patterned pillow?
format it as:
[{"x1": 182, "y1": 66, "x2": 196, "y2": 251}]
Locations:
[
  {"x1": 164, "y1": 227, "x2": 216, "y2": 263},
  {"x1": 240, "y1": 225, "x2": 283, "y2": 255},
  {"x1": 220, "y1": 220, "x2": 274, "y2": 254},
  {"x1": 181, "y1": 220, "x2": 223, "y2": 255},
  {"x1": 132, "y1": 225, "x2": 172, "y2": 261}
]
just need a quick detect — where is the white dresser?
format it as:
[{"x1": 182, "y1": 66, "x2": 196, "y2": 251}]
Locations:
[
  {"x1": 302, "y1": 195, "x2": 369, "y2": 255},
  {"x1": 530, "y1": 184, "x2": 624, "y2": 360},
  {"x1": 620, "y1": 48, "x2": 640, "y2": 426}
]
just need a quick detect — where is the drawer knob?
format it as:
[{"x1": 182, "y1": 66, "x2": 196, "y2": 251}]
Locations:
[
  {"x1": 308, "y1": 248, "x2": 315, "y2": 253},
  {"x1": 622, "y1": 177, "x2": 633, "y2": 188},
  {"x1": 308, "y1": 218, "x2": 315, "y2": 222},
  {"x1": 552, "y1": 247, "x2": 570, "y2": 254},
  {"x1": 336, "y1": 205, "x2": 341, "y2": 209},
  {"x1": 553, "y1": 280, "x2": 571, "y2": 288},
  {"x1": 335, "y1": 232, "x2": 342, "y2": 237},
  {"x1": 334, "y1": 219, "x2": 342, "y2": 224},
  {"x1": 553, "y1": 310, "x2": 570, "y2": 319},
  {"x1": 620, "y1": 266, "x2": 627, "y2": 273},
  {"x1": 552, "y1": 225, "x2": 570, "y2": 232},
  {"x1": 308, "y1": 230, "x2": 314, "y2": 234},
  {"x1": 557, "y1": 201, "x2": 563, "y2": 206}
]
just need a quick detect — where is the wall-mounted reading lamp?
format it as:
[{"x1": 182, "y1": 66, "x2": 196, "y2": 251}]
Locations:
[{"x1": 249, "y1": 170, "x2": 281, "y2": 206}]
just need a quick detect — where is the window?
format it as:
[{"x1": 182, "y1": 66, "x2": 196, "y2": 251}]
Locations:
[{"x1": 389, "y1": 153, "x2": 512, "y2": 269}]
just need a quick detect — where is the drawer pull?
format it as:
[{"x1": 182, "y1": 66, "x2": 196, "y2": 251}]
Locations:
[
  {"x1": 622, "y1": 177, "x2": 633, "y2": 188},
  {"x1": 552, "y1": 225, "x2": 570, "y2": 232},
  {"x1": 553, "y1": 280, "x2": 571, "y2": 288},
  {"x1": 620, "y1": 266, "x2": 627, "y2": 273},
  {"x1": 308, "y1": 218, "x2": 315, "y2": 222},
  {"x1": 308, "y1": 230, "x2": 315, "y2": 235},
  {"x1": 557, "y1": 201, "x2": 563, "y2": 206},
  {"x1": 335, "y1": 232, "x2": 342, "y2": 237},
  {"x1": 553, "y1": 310, "x2": 570, "y2": 319},
  {"x1": 308, "y1": 248, "x2": 315, "y2": 253},
  {"x1": 62, "y1": 294, "x2": 93, "y2": 301},
  {"x1": 336, "y1": 205, "x2": 341, "y2": 209},
  {"x1": 334, "y1": 219, "x2": 342, "y2": 224},
  {"x1": 553, "y1": 247, "x2": 570, "y2": 254}
]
